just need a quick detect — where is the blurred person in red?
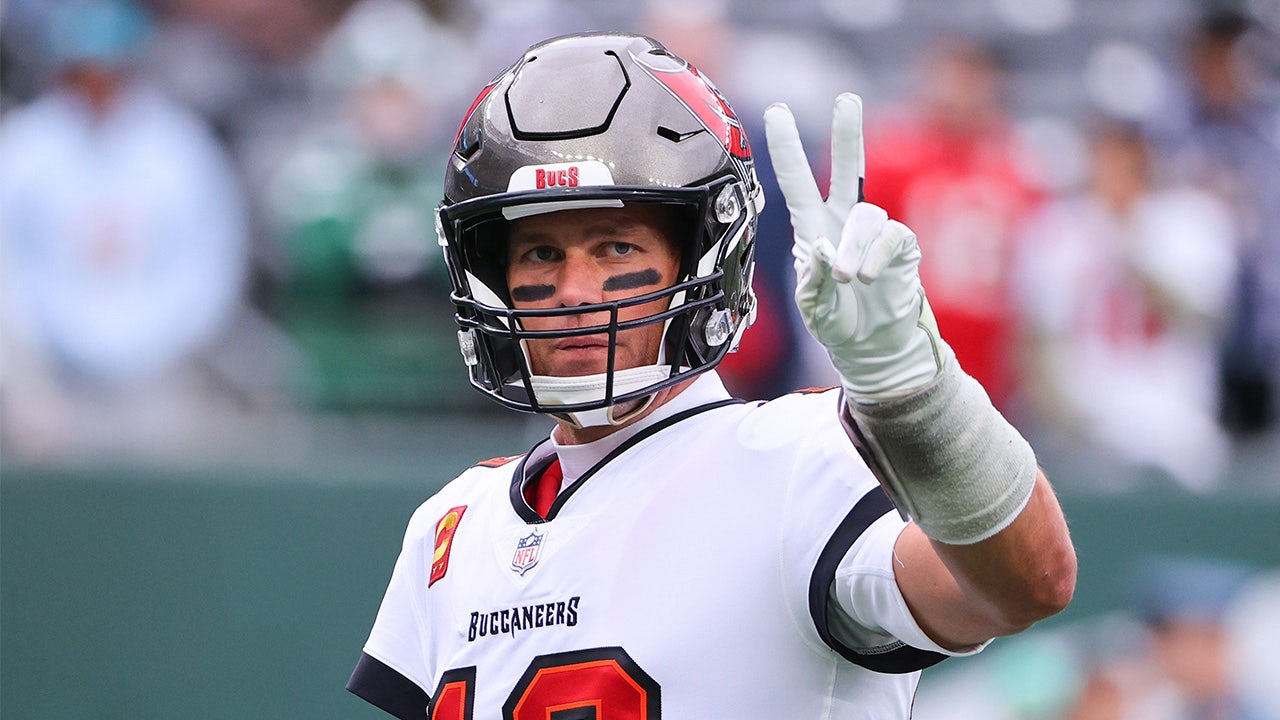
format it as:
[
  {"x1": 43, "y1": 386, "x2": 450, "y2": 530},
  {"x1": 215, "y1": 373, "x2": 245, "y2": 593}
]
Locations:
[
  {"x1": 1014, "y1": 120, "x2": 1237, "y2": 491},
  {"x1": 0, "y1": 0, "x2": 249, "y2": 457},
  {"x1": 864, "y1": 37, "x2": 1044, "y2": 412}
]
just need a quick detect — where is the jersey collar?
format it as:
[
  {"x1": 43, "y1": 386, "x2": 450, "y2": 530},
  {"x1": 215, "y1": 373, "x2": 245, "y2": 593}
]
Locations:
[
  {"x1": 509, "y1": 371, "x2": 740, "y2": 524},
  {"x1": 549, "y1": 371, "x2": 732, "y2": 483}
]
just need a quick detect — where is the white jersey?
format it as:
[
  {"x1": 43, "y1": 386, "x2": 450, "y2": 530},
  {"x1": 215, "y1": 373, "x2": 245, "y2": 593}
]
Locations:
[{"x1": 349, "y1": 373, "x2": 978, "y2": 719}]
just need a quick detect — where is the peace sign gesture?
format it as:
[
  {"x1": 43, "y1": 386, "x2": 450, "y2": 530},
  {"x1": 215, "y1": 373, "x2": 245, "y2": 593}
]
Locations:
[{"x1": 763, "y1": 94, "x2": 946, "y2": 399}]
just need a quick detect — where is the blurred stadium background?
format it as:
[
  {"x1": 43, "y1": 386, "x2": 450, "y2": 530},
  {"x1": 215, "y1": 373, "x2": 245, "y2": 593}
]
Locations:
[{"x1": 2, "y1": 0, "x2": 1278, "y2": 718}]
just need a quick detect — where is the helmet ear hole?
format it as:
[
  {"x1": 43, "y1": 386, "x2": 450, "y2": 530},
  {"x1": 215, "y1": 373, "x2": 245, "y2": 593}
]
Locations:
[
  {"x1": 457, "y1": 125, "x2": 482, "y2": 161},
  {"x1": 459, "y1": 216, "x2": 514, "y2": 306}
]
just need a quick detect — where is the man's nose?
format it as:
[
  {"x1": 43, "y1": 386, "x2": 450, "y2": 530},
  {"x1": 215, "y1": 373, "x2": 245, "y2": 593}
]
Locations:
[{"x1": 555, "y1": 254, "x2": 606, "y2": 309}]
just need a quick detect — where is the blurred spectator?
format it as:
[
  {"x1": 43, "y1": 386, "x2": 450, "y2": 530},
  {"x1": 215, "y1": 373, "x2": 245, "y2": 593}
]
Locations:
[
  {"x1": 912, "y1": 556, "x2": 1280, "y2": 720},
  {"x1": 864, "y1": 37, "x2": 1045, "y2": 411},
  {"x1": 1068, "y1": 556, "x2": 1265, "y2": 720},
  {"x1": 136, "y1": 0, "x2": 495, "y2": 413},
  {"x1": 255, "y1": 0, "x2": 482, "y2": 410},
  {"x1": 0, "y1": 0, "x2": 250, "y2": 457},
  {"x1": 1016, "y1": 120, "x2": 1236, "y2": 491},
  {"x1": 1151, "y1": 7, "x2": 1280, "y2": 437},
  {"x1": 266, "y1": 0, "x2": 463, "y2": 296},
  {"x1": 143, "y1": 0, "x2": 360, "y2": 281}
]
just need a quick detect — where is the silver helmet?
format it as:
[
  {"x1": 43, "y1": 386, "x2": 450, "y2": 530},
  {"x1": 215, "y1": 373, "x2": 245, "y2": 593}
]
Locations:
[{"x1": 437, "y1": 32, "x2": 763, "y2": 426}]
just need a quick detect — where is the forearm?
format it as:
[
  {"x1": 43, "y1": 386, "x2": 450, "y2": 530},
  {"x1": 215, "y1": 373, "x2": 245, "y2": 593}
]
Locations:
[
  {"x1": 840, "y1": 355, "x2": 1037, "y2": 544},
  {"x1": 893, "y1": 470, "x2": 1076, "y2": 649},
  {"x1": 840, "y1": 358, "x2": 1076, "y2": 649}
]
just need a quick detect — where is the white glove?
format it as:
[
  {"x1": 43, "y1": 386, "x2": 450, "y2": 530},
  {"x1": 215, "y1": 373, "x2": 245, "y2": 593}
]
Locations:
[{"x1": 763, "y1": 93, "x2": 947, "y2": 399}]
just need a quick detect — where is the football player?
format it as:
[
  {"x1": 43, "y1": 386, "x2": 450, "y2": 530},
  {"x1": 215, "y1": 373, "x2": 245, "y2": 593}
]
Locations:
[{"x1": 349, "y1": 32, "x2": 1075, "y2": 719}]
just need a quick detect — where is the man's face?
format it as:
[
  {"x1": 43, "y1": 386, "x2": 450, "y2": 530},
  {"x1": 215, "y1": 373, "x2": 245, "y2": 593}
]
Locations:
[{"x1": 506, "y1": 204, "x2": 682, "y2": 379}]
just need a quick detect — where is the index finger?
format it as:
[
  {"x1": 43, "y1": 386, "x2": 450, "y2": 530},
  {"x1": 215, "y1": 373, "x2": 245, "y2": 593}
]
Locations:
[
  {"x1": 827, "y1": 93, "x2": 865, "y2": 212},
  {"x1": 763, "y1": 102, "x2": 825, "y2": 246}
]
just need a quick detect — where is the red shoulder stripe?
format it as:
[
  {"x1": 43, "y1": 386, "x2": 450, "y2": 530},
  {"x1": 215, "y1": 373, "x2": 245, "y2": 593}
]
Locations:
[
  {"x1": 791, "y1": 386, "x2": 838, "y2": 395},
  {"x1": 476, "y1": 454, "x2": 522, "y2": 468}
]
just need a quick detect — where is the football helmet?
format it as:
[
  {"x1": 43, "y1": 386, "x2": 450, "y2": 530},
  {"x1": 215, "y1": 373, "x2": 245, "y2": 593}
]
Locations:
[{"x1": 437, "y1": 32, "x2": 763, "y2": 427}]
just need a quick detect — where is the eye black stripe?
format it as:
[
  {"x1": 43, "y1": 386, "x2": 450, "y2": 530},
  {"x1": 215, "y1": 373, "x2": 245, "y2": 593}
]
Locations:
[
  {"x1": 603, "y1": 269, "x2": 661, "y2": 292},
  {"x1": 511, "y1": 285, "x2": 556, "y2": 302}
]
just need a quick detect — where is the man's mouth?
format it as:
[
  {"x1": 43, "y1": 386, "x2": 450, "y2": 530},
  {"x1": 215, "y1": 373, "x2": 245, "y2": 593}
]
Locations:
[{"x1": 555, "y1": 337, "x2": 609, "y2": 351}]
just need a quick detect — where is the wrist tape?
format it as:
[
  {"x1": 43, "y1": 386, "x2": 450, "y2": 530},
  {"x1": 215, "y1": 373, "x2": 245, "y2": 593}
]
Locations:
[{"x1": 840, "y1": 357, "x2": 1037, "y2": 545}]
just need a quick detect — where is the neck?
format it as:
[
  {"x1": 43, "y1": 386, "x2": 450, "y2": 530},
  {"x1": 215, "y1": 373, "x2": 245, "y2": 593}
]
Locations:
[
  {"x1": 551, "y1": 379, "x2": 695, "y2": 446},
  {"x1": 63, "y1": 66, "x2": 126, "y2": 118}
]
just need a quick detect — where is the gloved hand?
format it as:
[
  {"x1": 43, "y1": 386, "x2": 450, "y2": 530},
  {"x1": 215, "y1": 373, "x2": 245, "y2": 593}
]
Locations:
[{"x1": 763, "y1": 93, "x2": 947, "y2": 399}]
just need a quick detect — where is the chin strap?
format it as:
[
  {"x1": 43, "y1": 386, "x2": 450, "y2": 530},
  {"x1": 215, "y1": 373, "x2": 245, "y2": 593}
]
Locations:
[{"x1": 524, "y1": 365, "x2": 673, "y2": 428}]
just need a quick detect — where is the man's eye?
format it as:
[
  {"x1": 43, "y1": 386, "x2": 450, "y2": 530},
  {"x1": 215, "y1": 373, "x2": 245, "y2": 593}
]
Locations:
[
  {"x1": 527, "y1": 247, "x2": 558, "y2": 262},
  {"x1": 608, "y1": 242, "x2": 635, "y2": 257}
]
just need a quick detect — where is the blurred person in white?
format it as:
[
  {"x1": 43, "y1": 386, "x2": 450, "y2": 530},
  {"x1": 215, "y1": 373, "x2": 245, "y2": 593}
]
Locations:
[
  {"x1": 1152, "y1": 7, "x2": 1280, "y2": 439},
  {"x1": 0, "y1": 0, "x2": 249, "y2": 457},
  {"x1": 1015, "y1": 120, "x2": 1237, "y2": 492}
]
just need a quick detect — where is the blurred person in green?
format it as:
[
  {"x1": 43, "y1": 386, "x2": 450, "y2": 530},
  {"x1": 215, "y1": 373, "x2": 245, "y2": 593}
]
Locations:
[{"x1": 259, "y1": 0, "x2": 479, "y2": 411}]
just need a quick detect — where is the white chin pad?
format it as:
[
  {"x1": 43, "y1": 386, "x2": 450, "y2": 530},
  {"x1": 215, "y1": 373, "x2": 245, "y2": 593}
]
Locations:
[{"x1": 522, "y1": 365, "x2": 673, "y2": 427}]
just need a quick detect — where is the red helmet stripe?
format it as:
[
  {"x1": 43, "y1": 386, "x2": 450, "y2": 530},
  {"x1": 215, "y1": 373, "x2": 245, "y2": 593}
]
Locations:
[
  {"x1": 636, "y1": 58, "x2": 750, "y2": 159},
  {"x1": 455, "y1": 81, "x2": 497, "y2": 146}
]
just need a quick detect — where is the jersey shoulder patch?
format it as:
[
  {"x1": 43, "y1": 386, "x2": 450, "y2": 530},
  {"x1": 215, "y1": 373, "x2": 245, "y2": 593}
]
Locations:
[{"x1": 429, "y1": 505, "x2": 468, "y2": 587}]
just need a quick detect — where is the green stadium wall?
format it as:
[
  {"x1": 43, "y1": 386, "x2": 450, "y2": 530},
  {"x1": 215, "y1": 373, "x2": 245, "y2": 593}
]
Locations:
[{"x1": 3, "y1": 462, "x2": 1278, "y2": 719}]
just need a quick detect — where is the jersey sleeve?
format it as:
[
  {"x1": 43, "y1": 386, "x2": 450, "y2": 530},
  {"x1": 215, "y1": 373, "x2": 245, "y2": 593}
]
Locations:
[
  {"x1": 772, "y1": 390, "x2": 987, "y2": 672},
  {"x1": 348, "y1": 502, "x2": 437, "y2": 719},
  {"x1": 826, "y1": 509, "x2": 989, "y2": 663}
]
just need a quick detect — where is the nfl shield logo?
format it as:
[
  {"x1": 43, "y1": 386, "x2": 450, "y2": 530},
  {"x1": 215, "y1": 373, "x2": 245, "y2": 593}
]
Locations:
[{"x1": 511, "y1": 530, "x2": 544, "y2": 575}]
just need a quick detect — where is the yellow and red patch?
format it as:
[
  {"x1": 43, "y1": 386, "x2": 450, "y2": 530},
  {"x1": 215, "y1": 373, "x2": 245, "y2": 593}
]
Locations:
[{"x1": 429, "y1": 505, "x2": 467, "y2": 587}]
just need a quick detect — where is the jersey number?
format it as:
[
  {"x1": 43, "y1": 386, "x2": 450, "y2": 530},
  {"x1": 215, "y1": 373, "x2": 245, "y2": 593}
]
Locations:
[{"x1": 430, "y1": 647, "x2": 660, "y2": 720}]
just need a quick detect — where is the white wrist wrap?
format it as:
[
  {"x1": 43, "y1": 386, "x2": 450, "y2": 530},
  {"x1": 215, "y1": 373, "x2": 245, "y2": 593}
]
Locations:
[{"x1": 840, "y1": 358, "x2": 1037, "y2": 545}]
